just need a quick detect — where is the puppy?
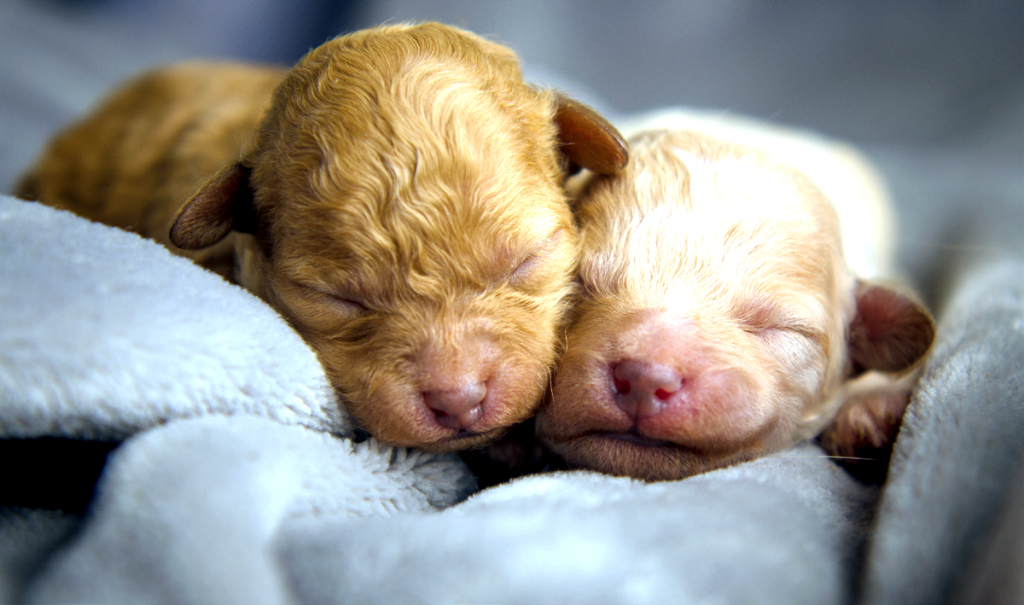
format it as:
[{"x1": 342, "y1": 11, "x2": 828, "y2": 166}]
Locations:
[
  {"x1": 535, "y1": 109, "x2": 934, "y2": 481},
  {"x1": 16, "y1": 22, "x2": 629, "y2": 452}
]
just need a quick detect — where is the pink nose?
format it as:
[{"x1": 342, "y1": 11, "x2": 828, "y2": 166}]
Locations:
[
  {"x1": 424, "y1": 382, "x2": 486, "y2": 430},
  {"x1": 612, "y1": 359, "x2": 684, "y2": 420}
]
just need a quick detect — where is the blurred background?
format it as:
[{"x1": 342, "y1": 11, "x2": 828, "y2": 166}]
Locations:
[{"x1": 1, "y1": 0, "x2": 1021, "y2": 298}]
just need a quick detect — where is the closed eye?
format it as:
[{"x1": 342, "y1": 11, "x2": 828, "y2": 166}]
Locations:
[
  {"x1": 510, "y1": 251, "x2": 542, "y2": 287},
  {"x1": 298, "y1": 283, "x2": 369, "y2": 315},
  {"x1": 756, "y1": 328, "x2": 817, "y2": 368},
  {"x1": 747, "y1": 320, "x2": 825, "y2": 367},
  {"x1": 508, "y1": 230, "x2": 565, "y2": 289},
  {"x1": 737, "y1": 296, "x2": 820, "y2": 341},
  {"x1": 742, "y1": 320, "x2": 817, "y2": 337}
]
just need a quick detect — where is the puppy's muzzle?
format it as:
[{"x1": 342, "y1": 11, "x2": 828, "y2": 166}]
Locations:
[{"x1": 416, "y1": 331, "x2": 499, "y2": 433}]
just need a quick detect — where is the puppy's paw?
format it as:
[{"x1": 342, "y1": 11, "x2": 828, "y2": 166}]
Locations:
[{"x1": 819, "y1": 385, "x2": 912, "y2": 483}]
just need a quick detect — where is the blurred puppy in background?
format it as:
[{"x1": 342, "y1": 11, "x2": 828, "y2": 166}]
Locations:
[
  {"x1": 16, "y1": 22, "x2": 628, "y2": 452},
  {"x1": 536, "y1": 110, "x2": 934, "y2": 481}
]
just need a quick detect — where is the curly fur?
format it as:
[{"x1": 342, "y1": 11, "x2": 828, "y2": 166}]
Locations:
[{"x1": 16, "y1": 23, "x2": 628, "y2": 452}]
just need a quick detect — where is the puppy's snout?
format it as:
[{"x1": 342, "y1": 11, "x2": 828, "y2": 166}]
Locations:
[
  {"x1": 424, "y1": 383, "x2": 486, "y2": 429},
  {"x1": 612, "y1": 359, "x2": 685, "y2": 420},
  {"x1": 417, "y1": 331, "x2": 499, "y2": 432}
]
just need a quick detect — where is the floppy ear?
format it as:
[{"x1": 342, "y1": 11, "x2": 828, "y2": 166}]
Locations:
[
  {"x1": 848, "y1": 280, "x2": 936, "y2": 376},
  {"x1": 169, "y1": 162, "x2": 258, "y2": 250},
  {"x1": 553, "y1": 95, "x2": 629, "y2": 175}
]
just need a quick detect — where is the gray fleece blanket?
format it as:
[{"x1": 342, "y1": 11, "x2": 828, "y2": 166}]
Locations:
[{"x1": 1, "y1": 144, "x2": 1022, "y2": 604}]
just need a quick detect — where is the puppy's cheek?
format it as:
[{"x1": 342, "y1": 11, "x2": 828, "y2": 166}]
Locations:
[
  {"x1": 468, "y1": 288, "x2": 572, "y2": 407},
  {"x1": 484, "y1": 360, "x2": 548, "y2": 423},
  {"x1": 635, "y1": 368, "x2": 778, "y2": 445},
  {"x1": 539, "y1": 354, "x2": 628, "y2": 440},
  {"x1": 302, "y1": 338, "x2": 419, "y2": 439},
  {"x1": 268, "y1": 304, "x2": 447, "y2": 445},
  {"x1": 538, "y1": 319, "x2": 634, "y2": 443}
]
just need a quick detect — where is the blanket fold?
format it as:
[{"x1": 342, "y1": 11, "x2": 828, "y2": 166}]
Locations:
[
  {"x1": 279, "y1": 442, "x2": 878, "y2": 605},
  {"x1": 861, "y1": 259, "x2": 1024, "y2": 605},
  {"x1": 25, "y1": 416, "x2": 475, "y2": 605},
  {"x1": 0, "y1": 197, "x2": 349, "y2": 441}
]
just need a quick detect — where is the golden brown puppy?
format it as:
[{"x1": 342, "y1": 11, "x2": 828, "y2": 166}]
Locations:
[
  {"x1": 16, "y1": 23, "x2": 629, "y2": 452},
  {"x1": 535, "y1": 109, "x2": 934, "y2": 481}
]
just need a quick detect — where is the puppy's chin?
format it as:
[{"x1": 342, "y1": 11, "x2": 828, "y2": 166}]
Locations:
[
  {"x1": 352, "y1": 393, "x2": 539, "y2": 452},
  {"x1": 414, "y1": 427, "x2": 510, "y2": 454},
  {"x1": 352, "y1": 409, "x2": 509, "y2": 453},
  {"x1": 543, "y1": 433, "x2": 762, "y2": 482}
]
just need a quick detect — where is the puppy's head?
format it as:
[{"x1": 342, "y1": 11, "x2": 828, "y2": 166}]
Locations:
[
  {"x1": 536, "y1": 129, "x2": 934, "y2": 480},
  {"x1": 169, "y1": 23, "x2": 627, "y2": 451}
]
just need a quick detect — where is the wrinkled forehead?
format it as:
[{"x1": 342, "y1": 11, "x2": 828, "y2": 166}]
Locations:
[{"x1": 577, "y1": 131, "x2": 843, "y2": 309}]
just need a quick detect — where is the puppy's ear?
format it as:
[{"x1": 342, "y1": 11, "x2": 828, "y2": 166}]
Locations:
[
  {"x1": 169, "y1": 162, "x2": 258, "y2": 250},
  {"x1": 848, "y1": 280, "x2": 936, "y2": 376},
  {"x1": 553, "y1": 95, "x2": 628, "y2": 175}
]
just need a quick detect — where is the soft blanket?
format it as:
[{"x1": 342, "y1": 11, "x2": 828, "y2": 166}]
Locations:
[{"x1": 2, "y1": 134, "x2": 1022, "y2": 604}]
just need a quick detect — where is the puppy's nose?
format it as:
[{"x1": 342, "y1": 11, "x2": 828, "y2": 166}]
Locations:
[
  {"x1": 612, "y1": 359, "x2": 684, "y2": 420},
  {"x1": 424, "y1": 382, "x2": 486, "y2": 430}
]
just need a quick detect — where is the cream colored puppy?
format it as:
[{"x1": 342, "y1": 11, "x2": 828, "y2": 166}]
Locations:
[{"x1": 536, "y1": 109, "x2": 934, "y2": 481}]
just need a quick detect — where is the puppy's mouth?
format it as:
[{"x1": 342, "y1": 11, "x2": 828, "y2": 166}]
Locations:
[
  {"x1": 422, "y1": 426, "x2": 508, "y2": 453},
  {"x1": 598, "y1": 431, "x2": 673, "y2": 448}
]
